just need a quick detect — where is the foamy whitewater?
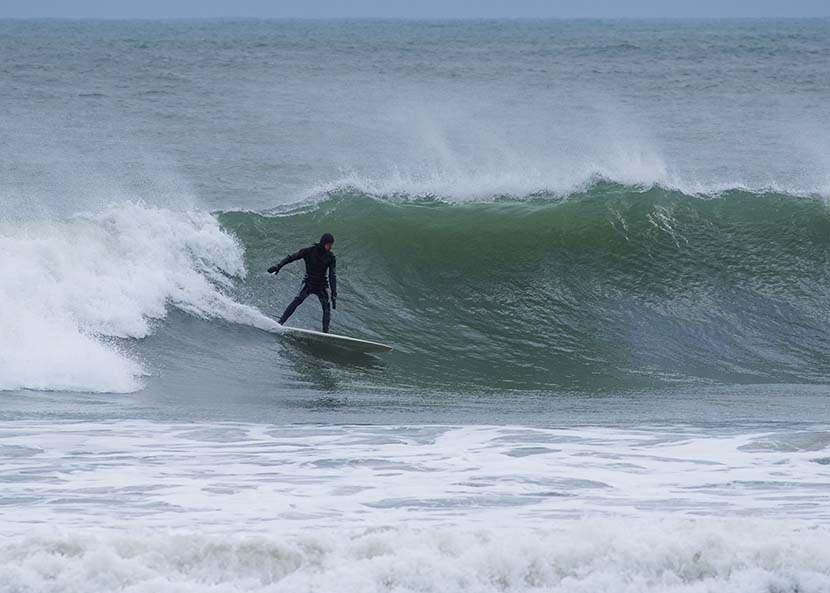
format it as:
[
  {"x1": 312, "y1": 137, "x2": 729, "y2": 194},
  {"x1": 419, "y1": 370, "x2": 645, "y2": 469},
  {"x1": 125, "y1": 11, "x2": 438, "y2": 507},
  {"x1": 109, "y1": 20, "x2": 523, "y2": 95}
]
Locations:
[
  {"x1": 0, "y1": 204, "x2": 277, "y2": 393},
  {"x1": 0, "y1": 18, "x2": 829, "y2": 592},
  {"x1": 2, "y1": 422, "x2": 830, "y2": 592}
]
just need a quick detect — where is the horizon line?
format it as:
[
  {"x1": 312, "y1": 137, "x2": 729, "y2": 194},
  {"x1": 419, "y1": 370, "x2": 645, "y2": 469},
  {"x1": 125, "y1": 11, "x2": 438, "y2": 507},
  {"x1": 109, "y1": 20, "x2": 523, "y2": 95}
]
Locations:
[{"x1": 2, "y1": 15, "x2": 830, "y2": 21}]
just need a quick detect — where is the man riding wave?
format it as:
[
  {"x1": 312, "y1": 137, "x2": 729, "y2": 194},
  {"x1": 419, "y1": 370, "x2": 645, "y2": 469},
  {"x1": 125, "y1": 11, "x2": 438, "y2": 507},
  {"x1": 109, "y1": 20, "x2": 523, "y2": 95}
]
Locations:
[{"x1": 268, "y1": 233, "x2": 337, "y2": 333}]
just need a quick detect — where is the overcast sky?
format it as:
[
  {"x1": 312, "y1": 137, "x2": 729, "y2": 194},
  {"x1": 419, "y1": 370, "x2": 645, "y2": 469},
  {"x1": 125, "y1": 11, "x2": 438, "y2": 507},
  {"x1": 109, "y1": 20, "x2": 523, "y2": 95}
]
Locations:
[{"x1": 2, "y1": 0, "x2": 829, "y2": 19}]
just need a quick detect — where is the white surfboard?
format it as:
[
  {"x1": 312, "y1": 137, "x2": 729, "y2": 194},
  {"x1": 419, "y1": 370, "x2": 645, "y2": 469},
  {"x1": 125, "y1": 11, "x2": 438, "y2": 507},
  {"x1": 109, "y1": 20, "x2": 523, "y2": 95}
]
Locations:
[{"x1": 281, "y1": 326, "x2": 393, "y2": 352}]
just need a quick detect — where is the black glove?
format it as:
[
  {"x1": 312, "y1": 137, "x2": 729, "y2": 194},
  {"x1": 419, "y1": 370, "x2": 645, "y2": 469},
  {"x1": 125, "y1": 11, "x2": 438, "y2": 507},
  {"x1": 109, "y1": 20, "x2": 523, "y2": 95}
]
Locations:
[
  {"x1": 267, "y1": 265, "x2": 280, "y2": 275},
  {"x1": 331, "y1": 294, "x2": 337, "y2": 310}
]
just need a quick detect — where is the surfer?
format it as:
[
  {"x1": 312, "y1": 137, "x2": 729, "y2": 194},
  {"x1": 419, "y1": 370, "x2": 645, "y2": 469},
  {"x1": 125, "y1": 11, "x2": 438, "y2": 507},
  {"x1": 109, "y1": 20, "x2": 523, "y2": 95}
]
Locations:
[{"x1": 268, "y1": 233, "x2": 337, "y2": 333}]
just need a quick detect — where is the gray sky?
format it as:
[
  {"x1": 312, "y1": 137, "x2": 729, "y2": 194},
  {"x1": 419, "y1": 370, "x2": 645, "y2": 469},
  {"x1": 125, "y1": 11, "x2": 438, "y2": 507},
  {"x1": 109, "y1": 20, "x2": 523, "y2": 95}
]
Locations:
[{"x1": 2, "y1": 0, "x2": 829, "y2": 19}]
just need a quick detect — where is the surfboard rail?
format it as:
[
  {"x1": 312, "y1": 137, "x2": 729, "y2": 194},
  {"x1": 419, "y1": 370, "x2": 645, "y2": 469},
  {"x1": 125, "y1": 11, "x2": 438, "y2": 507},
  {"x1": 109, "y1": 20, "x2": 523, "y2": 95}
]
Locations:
[{"x1": 280, "y1": 326, "x2": 393, "y2": 352}]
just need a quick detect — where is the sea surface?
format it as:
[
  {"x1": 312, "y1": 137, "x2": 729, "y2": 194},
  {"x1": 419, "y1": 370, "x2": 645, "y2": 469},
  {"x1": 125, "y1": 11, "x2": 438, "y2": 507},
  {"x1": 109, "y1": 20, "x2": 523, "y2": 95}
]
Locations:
[{"x1": 0, "y1": 18, "x2": 829, "y2": 592}]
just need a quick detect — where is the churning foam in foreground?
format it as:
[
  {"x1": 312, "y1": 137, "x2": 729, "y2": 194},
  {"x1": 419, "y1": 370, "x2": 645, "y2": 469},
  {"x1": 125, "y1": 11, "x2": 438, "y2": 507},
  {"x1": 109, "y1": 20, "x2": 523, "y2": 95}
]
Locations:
[
  {"x1": 0, "y1": 203, "x2": 278, "y2": 393},
  {"x1": 2, "y1": 422, "x2": 828, "y2": 591},
  {"x1": 2, "y1": 519, "x2": 829, "y2": 593}
]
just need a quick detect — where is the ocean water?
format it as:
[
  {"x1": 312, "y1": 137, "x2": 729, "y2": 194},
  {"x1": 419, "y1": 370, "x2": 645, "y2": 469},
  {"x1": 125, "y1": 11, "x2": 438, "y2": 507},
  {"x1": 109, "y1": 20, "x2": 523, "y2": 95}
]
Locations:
[{"x1": 1, "y1": 18, "x2": 829, "y2": 592}]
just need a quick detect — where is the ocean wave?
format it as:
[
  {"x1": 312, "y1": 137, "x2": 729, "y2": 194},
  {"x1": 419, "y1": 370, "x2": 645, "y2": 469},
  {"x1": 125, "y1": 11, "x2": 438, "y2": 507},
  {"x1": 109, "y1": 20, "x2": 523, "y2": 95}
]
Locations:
[
  {"x1": 0, "y1": 202, "x2": 278, "y2": 394},
  {"x1": 224, "y1": 184, "x2": 830, "y2": 389},
  {"x1": 3, "y1": 183, "x2": 827, "y2": 395}
]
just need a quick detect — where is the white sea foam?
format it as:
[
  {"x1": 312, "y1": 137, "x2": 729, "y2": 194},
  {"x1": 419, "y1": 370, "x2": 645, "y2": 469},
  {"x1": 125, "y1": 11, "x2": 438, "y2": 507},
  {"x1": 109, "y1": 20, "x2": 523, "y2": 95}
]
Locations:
[
  {"x1": 1, "y1": 520, "x2": 829, "y2": 593},
  {"x1": 1, "y1": 422, "x2": 828, "y2": 531},
  {"x1": 0, "y1": 203, "x2": 279, "y2": 394},
  {"x1": 1, "y1": 422, "x2": 829, "y2": 592}
]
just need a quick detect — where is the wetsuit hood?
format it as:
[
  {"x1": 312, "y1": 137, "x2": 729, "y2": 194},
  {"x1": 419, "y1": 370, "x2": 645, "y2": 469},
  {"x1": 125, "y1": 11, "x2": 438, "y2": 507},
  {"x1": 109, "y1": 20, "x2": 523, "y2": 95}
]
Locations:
[{"x1": 319, "y1": 233, "x2": 335, "y2": 246}]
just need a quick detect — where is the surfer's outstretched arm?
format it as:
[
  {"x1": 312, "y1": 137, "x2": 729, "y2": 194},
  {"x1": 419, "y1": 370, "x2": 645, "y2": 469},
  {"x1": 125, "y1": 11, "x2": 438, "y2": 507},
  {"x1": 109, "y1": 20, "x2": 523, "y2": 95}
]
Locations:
[{"x1": 268, "y1": 247, "x2": 308, "y2": 274}]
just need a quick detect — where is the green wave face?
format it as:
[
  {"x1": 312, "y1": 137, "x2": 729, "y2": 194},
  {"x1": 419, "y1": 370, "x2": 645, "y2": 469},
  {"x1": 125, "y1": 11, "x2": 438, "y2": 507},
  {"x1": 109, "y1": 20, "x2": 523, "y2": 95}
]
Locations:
[{"x1": 220, "y1": 184, "x2": 830, "y2": 391}]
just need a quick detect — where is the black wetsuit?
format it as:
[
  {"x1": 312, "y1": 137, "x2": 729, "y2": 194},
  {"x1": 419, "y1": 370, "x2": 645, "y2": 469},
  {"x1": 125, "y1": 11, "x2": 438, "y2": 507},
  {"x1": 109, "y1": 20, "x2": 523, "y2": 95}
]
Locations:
[{"x1": 273, "y1": 244, "x2": 337, "y2": 332}]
